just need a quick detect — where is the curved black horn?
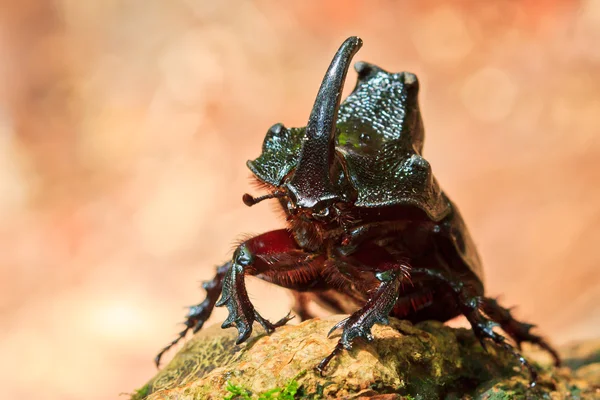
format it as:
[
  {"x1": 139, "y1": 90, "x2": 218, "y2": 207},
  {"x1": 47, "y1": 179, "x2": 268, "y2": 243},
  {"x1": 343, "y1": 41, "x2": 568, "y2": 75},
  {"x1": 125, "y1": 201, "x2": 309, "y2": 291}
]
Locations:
[{"x1": 287, "y1": 36, "x2": 363, "y2": 208}]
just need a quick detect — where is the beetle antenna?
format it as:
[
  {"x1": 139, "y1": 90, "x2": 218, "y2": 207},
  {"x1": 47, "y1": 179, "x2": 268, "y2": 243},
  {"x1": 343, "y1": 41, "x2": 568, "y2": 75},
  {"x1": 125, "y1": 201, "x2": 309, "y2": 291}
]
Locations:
[{"x1": 242, "y1": 191, "x2": 286, "y2": 207}]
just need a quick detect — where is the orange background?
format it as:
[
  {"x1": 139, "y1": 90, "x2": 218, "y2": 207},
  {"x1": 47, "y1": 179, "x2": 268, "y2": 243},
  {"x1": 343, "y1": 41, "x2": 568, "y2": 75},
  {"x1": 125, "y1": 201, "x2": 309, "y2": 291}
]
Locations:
[{"x1": 0, "y1": 1, "x2": 598, "y2": 399}]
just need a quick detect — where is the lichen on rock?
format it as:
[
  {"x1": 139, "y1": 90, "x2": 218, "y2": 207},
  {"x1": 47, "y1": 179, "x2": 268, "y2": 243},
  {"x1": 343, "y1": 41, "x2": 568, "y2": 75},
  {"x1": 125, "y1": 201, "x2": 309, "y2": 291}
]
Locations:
[{"x1": 131, "y1": 315, "x2": 599, "y2": 399}]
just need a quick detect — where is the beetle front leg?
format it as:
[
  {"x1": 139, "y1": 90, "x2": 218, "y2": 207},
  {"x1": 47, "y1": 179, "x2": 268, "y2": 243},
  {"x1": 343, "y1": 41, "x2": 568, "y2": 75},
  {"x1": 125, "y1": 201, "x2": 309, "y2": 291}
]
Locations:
[
  {"x1": 216, "y1": 243, "x2": 294, "y2": 344},
  {"x1": 215, "y1": 229, "x2": 318, "y2": 344},
  {"x1": 317, "y1": 267, "x2": 406, "y2": 374}
]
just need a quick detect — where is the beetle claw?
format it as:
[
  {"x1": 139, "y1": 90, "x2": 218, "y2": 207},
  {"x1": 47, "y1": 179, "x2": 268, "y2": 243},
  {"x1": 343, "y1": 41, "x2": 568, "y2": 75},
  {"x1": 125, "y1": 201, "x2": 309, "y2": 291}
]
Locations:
[
  {"x1": 254, "y1": 310, "x2": 294, "y2": 334},
  {"x1": 236, "y1": 327, "x2": 252, "y2": 345},
  {"x1": 327, "y1": 318, "x2": 349, "y2": 338}
]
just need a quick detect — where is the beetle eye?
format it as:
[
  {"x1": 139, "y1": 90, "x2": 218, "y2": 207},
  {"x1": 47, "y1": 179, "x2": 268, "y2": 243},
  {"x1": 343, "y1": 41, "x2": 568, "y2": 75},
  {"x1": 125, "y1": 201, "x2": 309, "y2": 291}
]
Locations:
[{"x1": 359, "y1": 132, "x2": 371, "y2": 145}]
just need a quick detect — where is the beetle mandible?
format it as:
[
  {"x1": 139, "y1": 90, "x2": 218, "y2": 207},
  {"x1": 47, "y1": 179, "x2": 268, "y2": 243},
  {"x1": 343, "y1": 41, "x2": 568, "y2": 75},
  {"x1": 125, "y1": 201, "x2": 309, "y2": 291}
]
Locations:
[{"x1": 155, "y1": 37, "x2": 560, "y2": 384}]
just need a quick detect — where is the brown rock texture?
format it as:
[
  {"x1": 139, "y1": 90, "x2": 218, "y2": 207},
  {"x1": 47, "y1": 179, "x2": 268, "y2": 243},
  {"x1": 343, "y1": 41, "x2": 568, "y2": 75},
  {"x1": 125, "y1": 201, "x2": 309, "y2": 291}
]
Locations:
[{"x1": 131, "y1": 316, "x2": 599, "y2": 399}]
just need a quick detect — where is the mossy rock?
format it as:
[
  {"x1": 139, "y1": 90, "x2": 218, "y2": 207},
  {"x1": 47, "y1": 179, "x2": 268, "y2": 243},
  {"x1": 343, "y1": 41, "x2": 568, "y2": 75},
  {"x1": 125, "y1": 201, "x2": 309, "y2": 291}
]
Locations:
[{"x1": 131, "y1": 315, "x2": 599, "y2": 399}]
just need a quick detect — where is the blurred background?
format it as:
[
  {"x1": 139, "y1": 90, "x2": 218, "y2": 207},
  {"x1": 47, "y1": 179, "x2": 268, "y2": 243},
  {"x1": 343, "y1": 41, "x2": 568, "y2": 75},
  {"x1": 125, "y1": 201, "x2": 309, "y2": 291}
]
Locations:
[{"x1": 0, "y1": 1, "x2": 599, "y2": 399}]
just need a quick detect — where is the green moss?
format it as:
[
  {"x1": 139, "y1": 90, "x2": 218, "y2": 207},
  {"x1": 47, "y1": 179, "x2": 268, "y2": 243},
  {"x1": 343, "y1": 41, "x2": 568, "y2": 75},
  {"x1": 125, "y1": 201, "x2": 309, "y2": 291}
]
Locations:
[
  {"x1": 225, "y1": 373, "x2": 304, "y2": 400},
  {"x1": 568, "y1": 384, "x2": 582, "y2": 399},
  {"x1": 258, "y1": 377, "x2": 299, "y2": 399},
  {"x1": 130, "y1": 383, "x2": 150, "y2": 400},
  {"x1": 484, "y1": 392, "x2": 513, "y2": 400},
  {"x1": 224, "y1": 381, "x2": 252, "y2": 400}
]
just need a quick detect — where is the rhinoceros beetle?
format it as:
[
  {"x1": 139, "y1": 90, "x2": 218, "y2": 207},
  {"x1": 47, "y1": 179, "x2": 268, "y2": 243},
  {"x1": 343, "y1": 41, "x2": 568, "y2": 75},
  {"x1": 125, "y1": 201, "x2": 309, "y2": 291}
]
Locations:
[{"x1": 155, "y1": 37, "x2": 560, "y2": 385}]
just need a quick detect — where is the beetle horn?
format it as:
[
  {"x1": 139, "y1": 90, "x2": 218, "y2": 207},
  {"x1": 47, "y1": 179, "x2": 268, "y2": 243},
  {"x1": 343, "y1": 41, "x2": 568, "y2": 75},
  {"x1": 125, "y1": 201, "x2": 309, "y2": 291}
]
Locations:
[{"x1": 287, "y1": 36, "x2": 362, "y2": 208}]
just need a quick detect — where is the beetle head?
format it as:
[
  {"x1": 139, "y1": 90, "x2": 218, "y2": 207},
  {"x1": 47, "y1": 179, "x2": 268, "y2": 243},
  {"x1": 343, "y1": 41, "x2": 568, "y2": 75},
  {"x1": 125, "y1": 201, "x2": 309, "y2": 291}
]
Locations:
[
  {"x1": 246, "y1": 37, "x2": 451, "y2": 224},
  {"x1": 244, "y1": 37, "x2": 362, "y2": 221}
]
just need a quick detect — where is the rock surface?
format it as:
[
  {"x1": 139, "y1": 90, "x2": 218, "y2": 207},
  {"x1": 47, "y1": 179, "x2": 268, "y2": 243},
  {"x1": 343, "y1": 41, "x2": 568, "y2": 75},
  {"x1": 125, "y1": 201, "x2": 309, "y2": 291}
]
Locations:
[{"x1": 132, "y1": 316, "x2": 599, "y2": 399}]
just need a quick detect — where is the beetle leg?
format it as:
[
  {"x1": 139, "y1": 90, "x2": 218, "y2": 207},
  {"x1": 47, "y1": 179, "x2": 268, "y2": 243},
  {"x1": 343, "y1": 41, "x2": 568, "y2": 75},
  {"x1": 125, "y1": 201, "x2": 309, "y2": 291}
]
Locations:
[
  {"x1": 216, "y1": 229, "x2": 322, "y2": 345},
  {"x1": 410, "y1": 268, "x2": 540, "y2": 387},
  {"x1": 316, "y1": 267, "x2": 406, "y2": 375},
  {"x1": 155, "y1": 262, "x2": 229, "y2": 367},
  {"x1": 464, "y1": 306, "x2": 541, "y2": 387},
  {"x1": 481, "y1": 297, "x2": 561, "y2": 366}
]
